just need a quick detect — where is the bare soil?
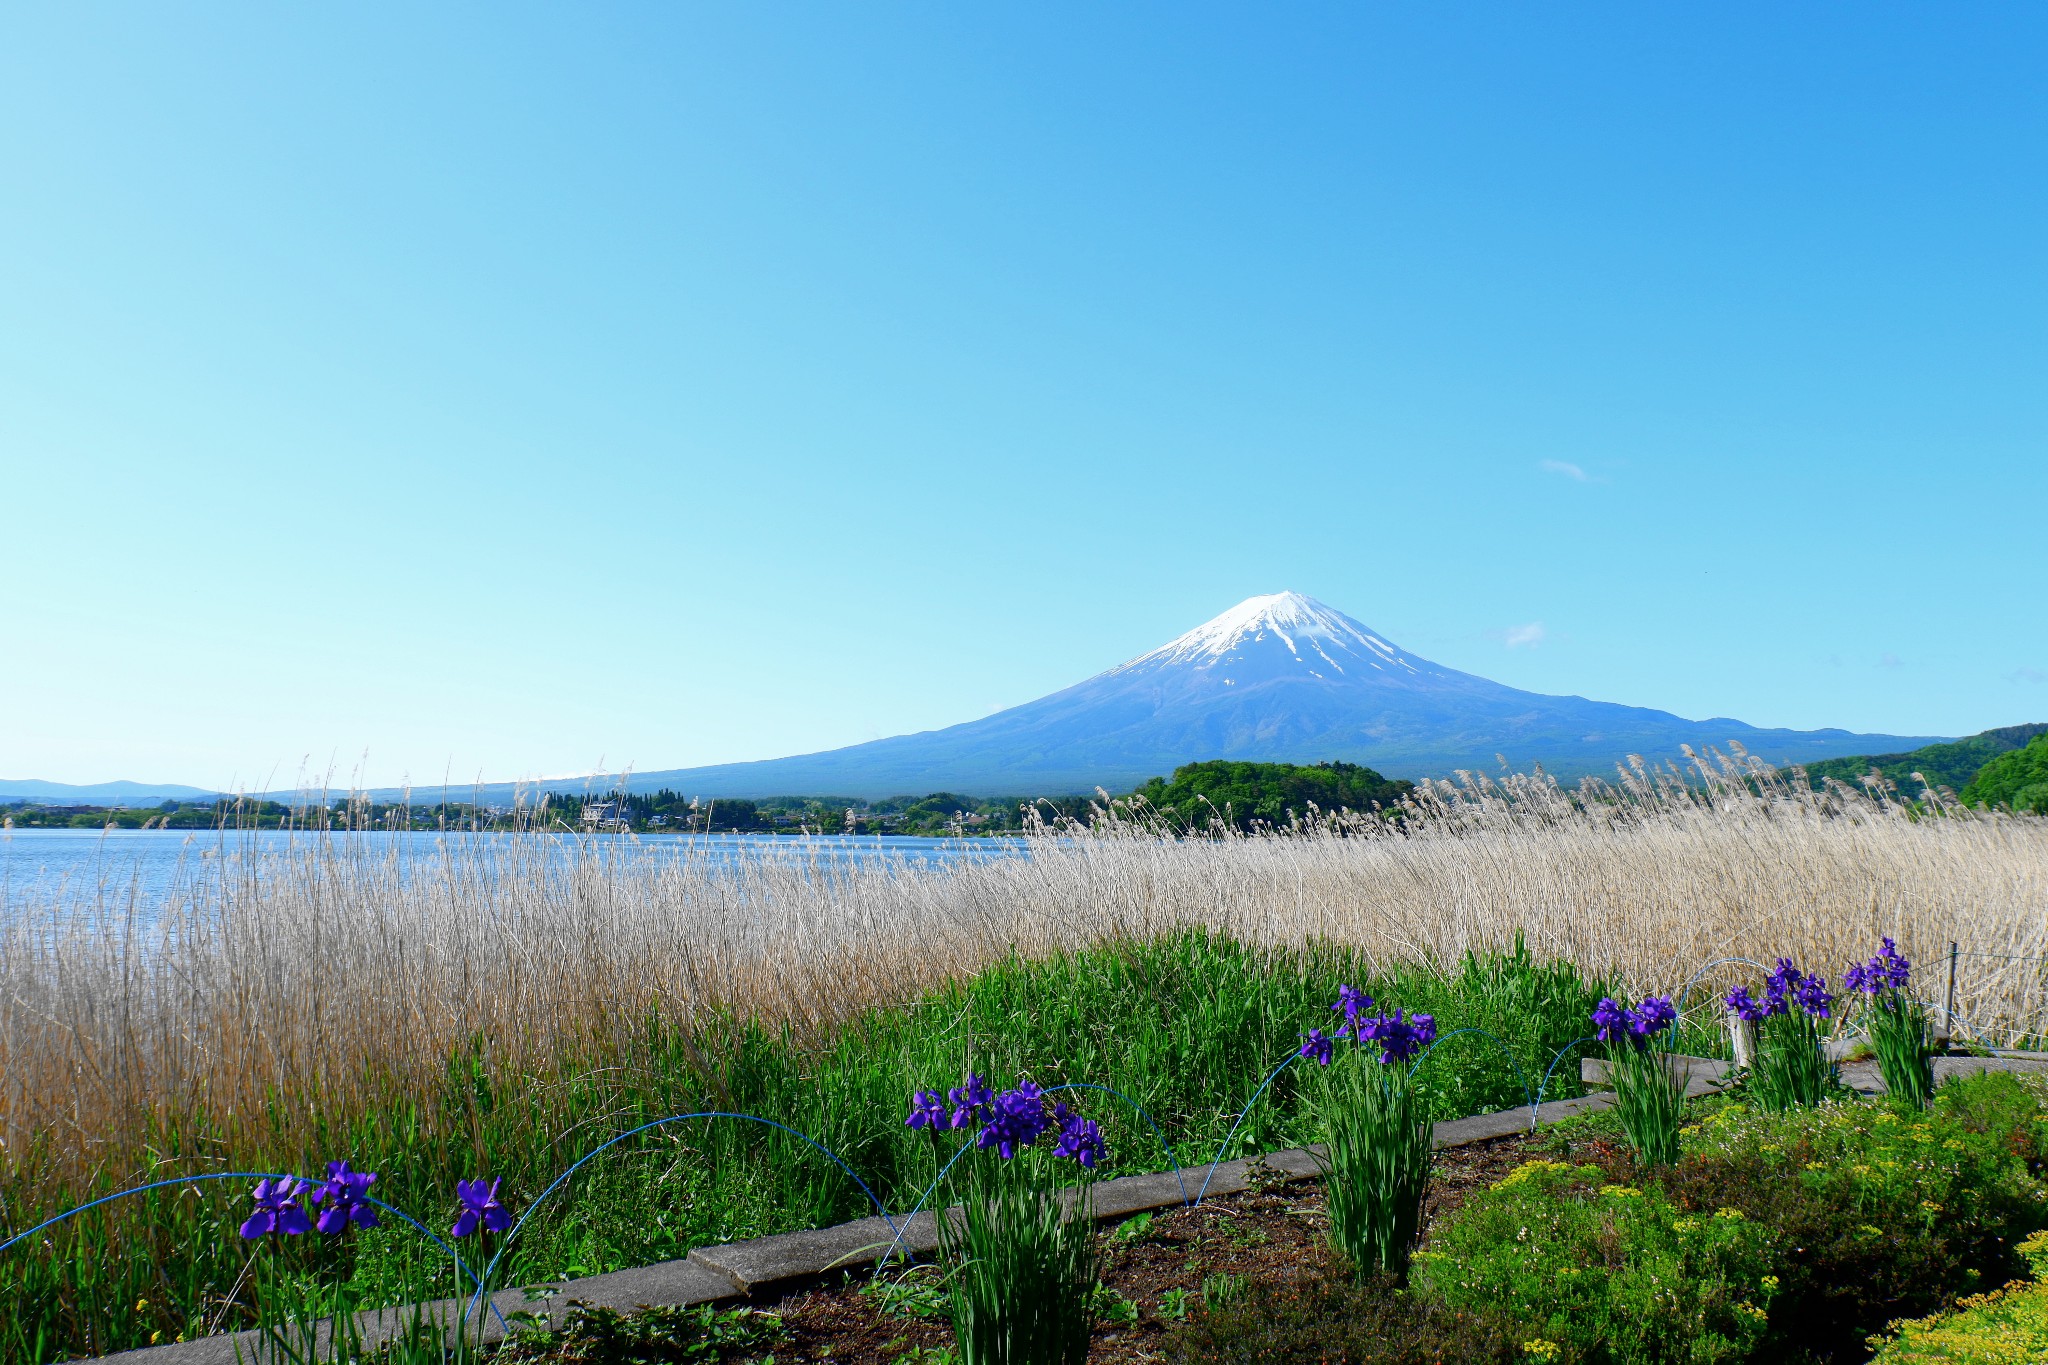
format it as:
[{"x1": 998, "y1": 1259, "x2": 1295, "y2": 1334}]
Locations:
[{"x1": 769, "y1": 1132, "x2": 1543, "y2": 1365}]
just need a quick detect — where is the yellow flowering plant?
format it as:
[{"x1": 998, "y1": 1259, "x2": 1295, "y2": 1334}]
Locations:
[
  {"x1": 1868, "y1": 1231, "x2": 2048, "y2": 1363},
  {"x1": 1413, "y1": 1159, "x2": 1778, "y2": 1364},
  {"x1": 1423, "y1": 1072, "x2": 2048, "y2": 1363}
]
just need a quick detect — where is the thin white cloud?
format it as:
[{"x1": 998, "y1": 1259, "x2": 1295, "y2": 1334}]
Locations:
[
  {"x1": 1539, "y1": 459, "x2": 1590, "y2": 482},
  {"x1": 1504, "y1": 622, "x2": 1546, "y2": 649},
  {"x1": 1878, "y1": 653, "x2": 1905, "y2": 670},
  {"x1": 2010, "y1": 667, "x2": 2048, "y2": 685}
]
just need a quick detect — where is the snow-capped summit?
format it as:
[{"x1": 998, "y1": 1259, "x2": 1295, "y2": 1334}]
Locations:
[
  {"x1": 595, "y1": 594, "x2": 1946, "y2": 797},
  {"x1": 1115, "y1": 592, "x2": 1419, "y2": 678}
]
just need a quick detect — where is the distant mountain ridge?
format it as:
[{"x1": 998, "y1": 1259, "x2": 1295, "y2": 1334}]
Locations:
[
  {"x1": 9, "y1": 593, "x2": 1963, "y2": 805},
  {"x1": 581, "y1": 592, "x2": 1946, "y2": 798},
  {"x1": 0, "y1": 777, "x2": 220, "y2": 804}
]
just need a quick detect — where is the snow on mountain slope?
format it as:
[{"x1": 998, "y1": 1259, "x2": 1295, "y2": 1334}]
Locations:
[{"x1": 1112, "y1": 591, "x2": 1420, "y2": 678}]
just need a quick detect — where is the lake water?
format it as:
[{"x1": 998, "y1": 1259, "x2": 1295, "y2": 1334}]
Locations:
[{"x1": 0, "y1": 827, "x2": 1028, "y2": 913}]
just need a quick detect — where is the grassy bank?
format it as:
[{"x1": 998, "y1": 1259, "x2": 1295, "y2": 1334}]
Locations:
[
  {"x1": 5, "y1": 750, "x2": 2046, "y2": 1361},
  {"x1": 3, "y1": 932, "x2": 1604, "y2": 1363}
]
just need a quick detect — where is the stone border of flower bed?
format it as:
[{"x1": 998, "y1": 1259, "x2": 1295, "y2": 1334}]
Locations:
[{"x1": 89, "y1": 1053, "x2": 2047, "y2": 1365}]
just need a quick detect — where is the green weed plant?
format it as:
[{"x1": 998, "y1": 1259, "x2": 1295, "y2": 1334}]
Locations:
[
  {"x1": 1846, "y1": 940, "x2": 1938, "y2": 1109},
  {"x1": 1869, "y1": 996, "x2": 1937, "y2": 1110},
  {"x1": 934, "y1": 1154, "x2": 1098, "y2": 1365},
  {"x1": 1313, "y1": 1036, "x2": 1433, "y2": 1278},
  {"x1": 1609, "y1": 1045, "x2": 1687, "y2": 1168},
  {"x1": 1594, "y1": 994, "x2": 1686, "y2": 1166},
  {"x1": 1165, "y1": 1265, "x2": 1521, "y2": 1365}
]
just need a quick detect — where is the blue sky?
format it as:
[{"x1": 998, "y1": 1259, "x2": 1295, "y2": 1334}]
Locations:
[{"x1": 3, "y1": 4, "x2": 2044, "y2": 790}]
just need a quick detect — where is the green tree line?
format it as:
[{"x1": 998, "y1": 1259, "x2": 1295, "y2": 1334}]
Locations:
[
  {"x1": 1797, "y1": 722, "x2": 2048, "y2": 796},
  {"x1": 1961, "y1": 734, "x2": 2048, "y2": 814},
  {"x1": 1130, "y1": 759, "x2": 1413, "y2": 832}
]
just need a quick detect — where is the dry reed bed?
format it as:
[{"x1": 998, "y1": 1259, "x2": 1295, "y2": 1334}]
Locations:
[{"x1": 2, "y1": 752, "x2": 2045, "y2": 1191}]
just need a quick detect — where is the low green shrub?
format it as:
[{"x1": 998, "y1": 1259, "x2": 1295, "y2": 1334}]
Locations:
[
  {"x1": 1414, "y1": 1073, "x2": 2048, "y2": 1363},
  {"x1": 1924, "y1": 1071, "x2": 2048, "y2": 1171},
  {"x1": 1668, "y1": 1079, "x2": 2048, "y2": 1356},
  {"x1": 1413, "y1": 1159, "x2": 1778, "y2": 1363},
  {"x1": 1868, "y1": 1228, "x2": 2048, "y2": 1362},
  {"x1": 1162, "y1": 1265, "x2": 1521, "y2": 1365},
  {"x1": 491, "y1": 1303, "x2": 784, "y2": 1365}
]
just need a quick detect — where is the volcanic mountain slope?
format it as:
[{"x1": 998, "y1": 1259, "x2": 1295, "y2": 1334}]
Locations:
[{"x1": 616, "y1": 593, "x2": 1945, "y2": 797}]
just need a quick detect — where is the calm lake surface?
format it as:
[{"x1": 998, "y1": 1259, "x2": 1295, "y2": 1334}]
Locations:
[{"x1": 0, "y1": 827, "x2": 1028, "y2": 913}]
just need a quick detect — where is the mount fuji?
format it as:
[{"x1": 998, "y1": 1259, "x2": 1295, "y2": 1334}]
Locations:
[{"x1": 618, "y1": 592, "x2": 1945, "y2": 797}]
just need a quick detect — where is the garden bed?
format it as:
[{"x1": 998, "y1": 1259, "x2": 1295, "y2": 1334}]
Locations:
[
  {"x1": 488, "y1": 1070, "x2": 2048, "y2": 1365},
  {"x1": 489, "y1": 1133, "x2": 1542, "y2": 1365},
  {"x1": 767, "y1": 1134, "x2": 1540, "y2": 1365}
]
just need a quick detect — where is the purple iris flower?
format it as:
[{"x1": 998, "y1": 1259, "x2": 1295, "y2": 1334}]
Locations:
[
  {"x1": 1724, "y1": 986, "x2": 1768, "y2": 1022},
  {"x1": 906, "y1": 1089, "x2": 947, "y2": 1130},
  {"x1": 1331, "y1": 986, "x2": 1375, "y2": 1042},
  {"x1": 1764, "y1": 959, "x2": 1803, "y2": 1015},
  {"x1": 452, "y1": 1178, "x2": 511, "y2": 1239},
  {"x1": 976, "y1": 1081, "x2": 1053, "y2": 1159},
  {"x1": 1849, "y1": 938, "x2": 1912, "y2": 994},
  {"x1": 1630, "y1": 996, "x2": 1678, "y2": 1040},
  {"x1": 1298, "y1": 1028, "x2": 1335, "y2": 1067},
  {"x1": 1354, "y1": 1009, "x2": 1437, "y2": 1064},
  {"x1": 1758, "y1": 959, "x2": 1832, "y2": 1017},
  {"x1": 948, "y1": 1074, "x2": 995, "y2": 1130},
  {"x1": 1594, "y1": 995, "x2": 1673, "y2": 1051},
  {"x1": 1051, "y1": 1107, "x2": 1106, "y2": 1168},
  {"x1": 1333, "y1": 984, "x2": 1373, "y2": 1026},
  {"x1": 1792, "y1": 972, "x2": 1834, "y2": 1018},
  {"x1": 240, "y1": 1177, "x2": 314, "y2": 1240},
  {"x1": 313, "y1": 1161, "x2": 379, "y2": 1235},
  {"x1": 1592, "y1": 997, "x2": 1632, "y2": 1043},
  {"x1": 1875, "y1": 938, "x2": 1912, "y2": 989}
]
